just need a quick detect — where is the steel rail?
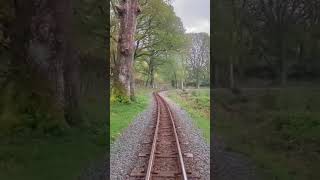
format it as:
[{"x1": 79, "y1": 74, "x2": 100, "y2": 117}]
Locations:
[
  {"x1": 158, "y1": 93, "x2": 188, "y2": 180},
  {"x1": 145, "y1": 93, "x2": 161, "y2": 180},
  {"x1": 145, "y1": 92, "x2": 188, "y2": 180}
]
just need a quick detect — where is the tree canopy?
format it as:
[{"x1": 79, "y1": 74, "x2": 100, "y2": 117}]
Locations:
[{"x1": 110, "y1": 0, "x2": 210, "y2": 97}]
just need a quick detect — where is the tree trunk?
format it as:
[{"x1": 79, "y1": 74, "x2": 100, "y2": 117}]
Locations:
[
  {"x1": 145, "y1": 74, "x2": 149, "y2": 87},
  {"x1": 13, "y1": 0, "x2": 76, "y2": 126},
  {"x1": 280, "y1": 60, "x2": 287, "y2": 86},
  {"x1": 229, "y1": 58, "x2": 235, "y2": 89},
  {"x1": 298, "y1": 42, "x2": 303, "y2": 62},
  {"x1": 214, "y1": 63, "x2": 219, "y2": 88},
  {"x1": 53, "y1": 0, "x2": 81, "y2": 126},
  {"x1": 130, "y1": 73, "x2": 136, "y2": 101},
  {"x1": 12, "y1": 0, "x2": 32, "y2": 70},
  {"x1": 64, "y1": 49, "x2": 81, "y2": 126},
  {"x1": 173, "y1": 72, "x2": 177, "y2": 88},
  {"x1": 150, "y1": 67, "x2": 154, "y2": 88},
  {"x1": 278, "y1": 38, "x2": 287, "y2": 86},
  {"x1": 113, "y1": 0, "x2": 140, "y2": 102},
  {"x1": 196, "y1": 72, "x2": 200, "y2": 89}
]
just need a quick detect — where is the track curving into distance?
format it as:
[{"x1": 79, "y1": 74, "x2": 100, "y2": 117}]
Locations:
[{"x1": 129, "y1": 92, "x2": 188, "y2": 180}]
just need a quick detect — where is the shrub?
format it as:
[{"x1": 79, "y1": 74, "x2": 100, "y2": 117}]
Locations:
[{"x1": 260, "y1": 93, "x2": 277, "y2": 110}]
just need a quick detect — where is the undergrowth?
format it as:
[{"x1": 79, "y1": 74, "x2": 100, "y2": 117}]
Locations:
[
  {"x1": 110, "y1": 88, "x2": 152, "y2": 143},
  {"x1": 215, "y1": 87, "x2": 320, "y2": 180},
  {"x1": 167, "y1": 88, "x2": 210, "y2": 142}
]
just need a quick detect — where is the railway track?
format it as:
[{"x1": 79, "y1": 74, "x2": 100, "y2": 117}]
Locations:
[{"x1": 129, "y1": 92, "x2": 191, "y2": 180}]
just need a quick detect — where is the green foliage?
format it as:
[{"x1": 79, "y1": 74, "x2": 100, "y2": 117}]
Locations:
[
  {"x1": 72, "y1": 0, "x2": 107, "y2": 58},
  {"x1": 185, "y1": 33, "x2": 210, "y2": 87},
  {"x1": 0, "y1": 86, "x2": 107, "y2": 180},
  {"x1": 0, "y1": 80, "x2": 67, "y2": 136},
  {"x1": 0, "y1": 129, "x2": 105, "y2": 180},
  {"x1": 0, "y1": 0, "x2": 108, "y2": 135},
  {"x1": 111, "y1": 86, "x2": 131, "y2": 104},
  {"x1": 110, "y1": 88, "x2": 151, "y2": 142},
  {"x1": 127, "y1": 0, "x2": 189, "y2": 86},
  {"x1": 158, "y1": 54, "x2": 186, "y2": 85},
  {"x1": 111, "y1": 0, "x2": 205, "y2": 89},
  {"x1": 258, "y1": 92, "x2": 279, "y2": 110},
  {"x1": 167, "y1": 89, "x2": 210, "y2": 142},
  {"x1": 0, "y1": 2, "x2": 108, "y2": 179},
  {"x1": 215, "y1": 88, "x2": 320, "y2": 179},
  {"x1": 0, "y1": 0, "x2": 14, "y2": 53},
  {"x1": 213, "y1": 0, "x2": 320, "y2": 87}
]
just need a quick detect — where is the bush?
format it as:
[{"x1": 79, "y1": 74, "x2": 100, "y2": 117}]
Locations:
[
  {"x1": 0, "y1": 81, "x2": 67, "y2": 136},
  {"x1": 110, "y1": 93, "x2": 130, "y2": 104},
  {"x1": 191, "y1": 90, "x2": 197, "y2": 96},
  {"x1": 260, "y1": 93, "x2": 277, "y2": 110},
  {"x1": 111, "y1": 87, "x2": 131, "y2": 104}
]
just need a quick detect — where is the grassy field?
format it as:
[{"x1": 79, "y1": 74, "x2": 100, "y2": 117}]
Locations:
[
  {"x1": 0, "y1": 95, "x2": 107, "y2": 180},
  {"x1": 110, "y1": 88, "x2": 152, "y2": 143},
  {"x1": 215, "y1": 87, "x2": 320, "y2": 180},
  {"x1": 167, "y1": 89, "x2": 210, "y2": 142}
]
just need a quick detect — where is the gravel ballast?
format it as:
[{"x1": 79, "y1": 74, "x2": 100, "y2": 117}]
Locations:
[
  {"x1": 110, "y1": 95, "x2": 155, "y2": 180},
  {"x1": 160, "y1": 91, "x2": 210, "y2": 180},
  {"x1": 78, "y1": 157, "x2": 108, "y2": 180},
  {"x1": 84, "y1": 90, "x2": 259, "y2": 180},
  {"x1": 110, "y1": 91, "x2": 211, "y2": 179},
  {"x1": 161, "y1": 90, "x2": 259, "y2": 180}
]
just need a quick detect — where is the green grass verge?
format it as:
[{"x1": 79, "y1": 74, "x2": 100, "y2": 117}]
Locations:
[
  {"x1": 167, "y1": 89, "x2": 210, "y2": 143},
  {"x1": 110, "y1": 88, "x2": 152, "y2": 143},
  {"x1": 215, "y1": 87, "x2": 320, "y2": 180},
  {"x1": 0, "y1": 95, "x2": 107, "y2": 180},
  {"x1": 0, "y1": 131, "x2": 105, "y2": 180}
]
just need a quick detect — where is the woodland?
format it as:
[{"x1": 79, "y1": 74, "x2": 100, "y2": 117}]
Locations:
[
  {"x1": 0, "y1": 1, "x2": 107, "y2": 179},
  {"x1": 213, "y1": 1, "x2": 320, "y2": 179},
  {"x1": 213, "y1": 0, "x2": 320, "y2": 88},
  {"x1": 110, "y1": 0, "x2": 210, "y2": 103},
  {"x1": 0, "y1": 0, "x2": 107, "y2": 135}
]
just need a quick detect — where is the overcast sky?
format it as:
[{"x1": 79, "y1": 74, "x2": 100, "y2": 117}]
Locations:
[{"x1": 172, "y1": 0, "x2": 210, "y2": 34}]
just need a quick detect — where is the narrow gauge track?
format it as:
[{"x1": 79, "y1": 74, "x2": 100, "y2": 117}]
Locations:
[{"x1": 129, "y1": 92, "x2": 188, "y2": 180}]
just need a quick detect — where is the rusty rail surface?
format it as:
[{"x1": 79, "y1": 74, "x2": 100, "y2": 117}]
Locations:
[{"x1": 144, "y1": 92, "x2": 188, "y2": 180}]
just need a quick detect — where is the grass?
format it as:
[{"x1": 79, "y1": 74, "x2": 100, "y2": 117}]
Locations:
[
  {"x1": 167, "y1": 88, "x2": 210, "y2": 142},
  {"x1": 0, "y1": 94, "x2": 107, "y2": 180},
  {"x1": 110, "y1": 88, "x2": 152, "y2": 143},
  {"x1": 0, "y1": 131, "x2": 105, "y2": 180},
  {"x1": 215, "y1": 87, "x2": 320, "y2": 180}
]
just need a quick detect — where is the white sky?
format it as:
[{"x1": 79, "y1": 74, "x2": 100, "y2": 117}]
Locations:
[{"x1": 172, "y1": 0, "x2": 210, "y2": 34}]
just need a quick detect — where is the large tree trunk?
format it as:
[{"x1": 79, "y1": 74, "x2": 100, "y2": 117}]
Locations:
[
  {"x1": 113, "y1": 0, "x2": 140, "y2": 102},
  {"x1": 130, "y1": 72, "x2": 136, "y2": 101},
  {"x1": 64, "y1": 49, "x2": 81, "y2": 125},
  {"x1": 11, "y1": 1, "x2": 32, "y2": 83},
  {"x1": 13, "y1": 0, "x2": 77, "y2": 126},
  {"x1": 55, "y1": 0, "x2": 81, "y2": 125}
]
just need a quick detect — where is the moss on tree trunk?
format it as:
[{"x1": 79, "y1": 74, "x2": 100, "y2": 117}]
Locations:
[
  {"x1": 112, "y1": 0, "x2": 140, "y2": 103},
  {"x1": 111, "y1": 81, "x2": 130, "y2": 103}
]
